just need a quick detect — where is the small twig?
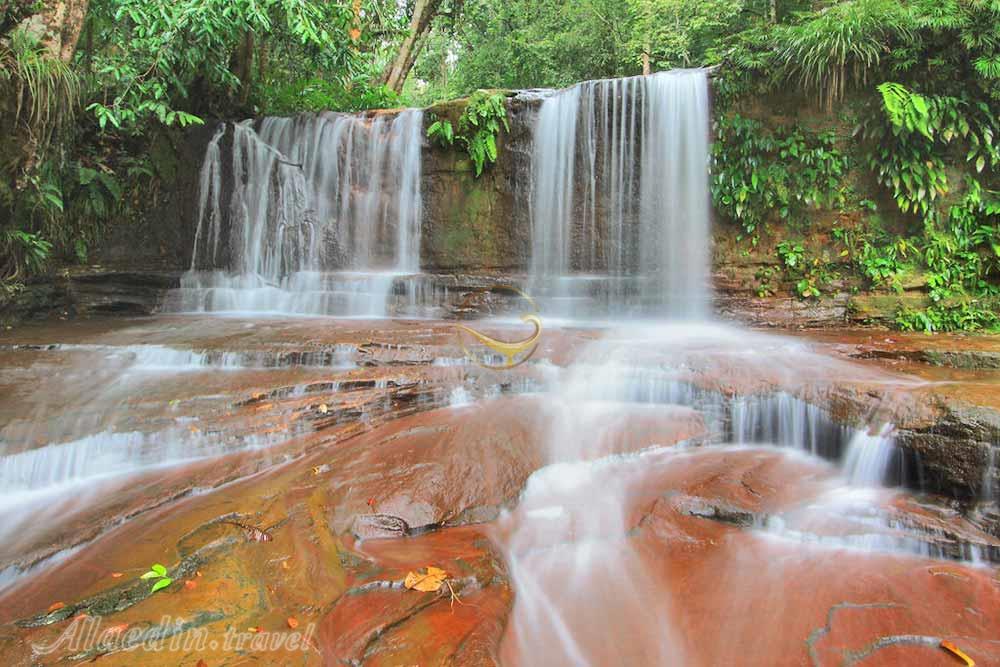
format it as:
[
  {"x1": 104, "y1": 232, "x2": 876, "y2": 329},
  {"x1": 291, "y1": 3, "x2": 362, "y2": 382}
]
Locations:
[{"x1": 444, "y1": 579, "x2": 479, "y2": 611}]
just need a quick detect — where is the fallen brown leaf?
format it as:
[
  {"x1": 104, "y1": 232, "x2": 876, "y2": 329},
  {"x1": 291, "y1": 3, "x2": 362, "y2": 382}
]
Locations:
[
  {"x1": 110, "y1": 572, "x2": 123, "y2": 578},
  {"x1": 287, "y1": 617, "x2": 299, "y2": 629},
  {"x1": 47, "y1": 602, "x2": 65, "y2": 613},
  {"x1": 197, "y1": 660, "x2": 208, "y2": 667},
  {"x1": 404, "y1": 566, "x2": 448, "y2": 593},
  {"x1": 184, "y1": 580, "x2": 197, "y2": 590}
]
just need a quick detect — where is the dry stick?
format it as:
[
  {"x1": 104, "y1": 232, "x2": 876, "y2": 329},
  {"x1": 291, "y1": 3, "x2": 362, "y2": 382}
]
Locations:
[{"x1": 444, "y1": 579, "x2": 480, "y2": 611}]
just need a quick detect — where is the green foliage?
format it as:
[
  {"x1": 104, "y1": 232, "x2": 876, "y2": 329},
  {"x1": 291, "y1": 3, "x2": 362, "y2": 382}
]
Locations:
[
  {"x1": 861, "y1": 84, "x2": 997, "y2": 218},
  {"x1": 832, "y1": 224, "x2": 907, "y2": 288},
  {"x1": 426, "y1": 116, "x2": 455, "y2": 147},
  {"x1": 0, "y1": 28, "x2": 80, "y2": 157},
  {"x1": 457, "y1": 91, "x2": 509, "y2": 176},
  {"x1": 754, "y1": 266, "x2": 776, "y2": 297},
  {"x1": 776, "y1": 240, "x2": 805, "y2": 270},
  {"x1": 775, "y1": 239, "x2": 832, "y2": 299},
  {"x1": 428, "y1": 92, "x2": 509, "y2": 176},
  {"x1": 140, "y1": 563, "x2": 173, "y2": 593},
  {"x1": 712, "y1": 114, "x2": 849, "y2": 243},
  {"x1": 775, "y1": 0, "x2": 913, "y2": 110},
  {"x1": 629, "y1": 0, "x2": 744, "y2": 70},
  {"x1": 83, "y1": 0, "x2": 353, "y2": 132},
  {"x1": 0, "y1": 229, "x2": 52, "y2": 281},
  {"x1": 258, "y1": 77, "x2": 400, "y2": 116},
  {"x1": 418, "y1": 0, "x2": 634, "y2": 98},
  {"x1": 896, "y1": 301, "x2": 999, "y2": 333}
]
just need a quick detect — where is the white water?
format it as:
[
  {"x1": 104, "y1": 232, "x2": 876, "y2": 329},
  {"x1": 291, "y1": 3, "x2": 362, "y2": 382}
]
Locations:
[
  {"x1": 529, "y1": 70, "x2": 711, "y2": 319},
  {"x1": 842, "y1": 424, "x2": 896, "y2": 487},
  {"x1": 984, "y1": 445, "x2": 997, "y2": 501},
  {"x1": 174, "y1": 110, "x2": 424, "y2": 316},
  {"x1": 497, "y1": 313, "x2": 946, "y2": 663}
]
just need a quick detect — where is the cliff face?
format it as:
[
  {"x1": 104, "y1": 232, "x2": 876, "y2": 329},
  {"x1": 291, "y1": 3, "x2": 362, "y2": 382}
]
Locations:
[
  {"x1": 0, "y1": 91, "x2": 921, "y2": 327},
  {"x1": 419, "y1": 95, "x2": 536, "y2": 273}
]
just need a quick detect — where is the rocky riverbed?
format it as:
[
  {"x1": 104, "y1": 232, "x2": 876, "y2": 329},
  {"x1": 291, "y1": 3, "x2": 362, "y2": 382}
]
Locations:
[{"x1": 0, "y1": 316, "x2": 998, "y2": 665}]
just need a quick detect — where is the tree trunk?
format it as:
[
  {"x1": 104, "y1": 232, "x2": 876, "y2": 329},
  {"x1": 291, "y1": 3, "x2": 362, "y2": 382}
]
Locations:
[
  {"x1": 380, "y1": 0, "x2": 442, "y2": 94},
  {"x1": 238, "y1": 32, "x2": 254, "y2": 106},
  {"x1": 770, "y1": 0, "x2": 777, "y2": 23},
  {"x1": 20, "y1": 0, "x2": 90, "y2": 62},
  {"x1": 9, "y1": 0, "x2": 88, "y2": 190},
  {"x1": 642, "y1": 45, "x2": 651, "y2": 76}
]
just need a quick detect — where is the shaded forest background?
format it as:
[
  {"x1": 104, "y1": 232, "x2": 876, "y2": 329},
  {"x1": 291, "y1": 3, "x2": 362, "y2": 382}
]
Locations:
[{"x1": 0, "y1": 0, "x2": 998, "y2": 330}]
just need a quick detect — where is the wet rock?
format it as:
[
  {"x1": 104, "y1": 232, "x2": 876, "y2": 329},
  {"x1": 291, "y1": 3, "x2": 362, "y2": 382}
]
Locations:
[
  {"x1": 668, "y1": 493, "x2": 762, "y2": 527},
  {"x1": 896, "y1": 403, "x2": 1000, "y2": 500}
]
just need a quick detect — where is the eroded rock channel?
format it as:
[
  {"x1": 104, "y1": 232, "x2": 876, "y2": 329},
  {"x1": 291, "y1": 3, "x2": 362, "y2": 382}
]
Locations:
[{"x1": 0, "y1": 316, "x2": 998, "y2": 665}]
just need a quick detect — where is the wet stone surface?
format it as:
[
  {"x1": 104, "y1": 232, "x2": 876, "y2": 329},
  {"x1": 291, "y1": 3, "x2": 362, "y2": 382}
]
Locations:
[{"x1": 0, "y1": 316, "x2": 997, "y2": 665}]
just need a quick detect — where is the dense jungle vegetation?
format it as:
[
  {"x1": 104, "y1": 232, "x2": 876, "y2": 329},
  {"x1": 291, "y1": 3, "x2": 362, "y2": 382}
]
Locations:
[{"x1": 1, "y1": 0, "x2": 998, "y2": 331}]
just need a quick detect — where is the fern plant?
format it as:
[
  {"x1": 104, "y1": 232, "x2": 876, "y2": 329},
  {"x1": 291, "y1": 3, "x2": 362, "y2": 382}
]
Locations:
[
  {"x1": 0, "y1": 229, "x2": 52, "y2": 282},
  {"x1": 425, "y1": 92, "x2": 509, "y2": 177},
  {"x1": 426, "y1": 115, "x2": 455, "y2": 147},
  {"x1": 457, "y1": 91, "x2": 509, "y2": 177}
]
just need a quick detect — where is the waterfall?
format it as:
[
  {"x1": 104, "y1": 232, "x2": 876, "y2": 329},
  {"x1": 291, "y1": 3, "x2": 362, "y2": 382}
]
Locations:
[
  {"x1": 842, "y1": 424, "x2": 896, "y2": 486},
  {"x1": 528, "y1": 70, "x2": 711, "y2": 319},
  {"x1": 175, "y1": 110, "x2": 424, "y2": 317}
]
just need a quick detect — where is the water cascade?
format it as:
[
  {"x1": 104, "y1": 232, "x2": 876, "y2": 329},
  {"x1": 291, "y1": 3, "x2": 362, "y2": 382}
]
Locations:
[
  {"x1": 173, "y1": 110, "x2": 425, "y2": 316},
  {"x1": 528, "y1": 70, "x2": 711, "y2": 318}
]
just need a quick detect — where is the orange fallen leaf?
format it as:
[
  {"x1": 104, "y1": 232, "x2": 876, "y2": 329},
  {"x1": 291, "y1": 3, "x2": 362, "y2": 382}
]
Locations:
[
  {"x1": 247, "y1": 626, "x2": 262, "y2": 633},
  {"x1": 287, "y1": 617, "x2": 299, "y2": 629},
  {"x1": 941, "y1": 640, "x2": 975, "y2": 666},
  {"x1": 110, "y1": 572, "x2": 123, "y2": 578},
  {"x1": 318, "y1": 404, "x2": 329, "y2": 414},
  {"x1": 197, "y1": 660, "x2": 208, "y2": 667},
  {"x1": 281, "y1": 560, "x2": 290, "y2": 570},
  {"x1": 47, "y1": 602, "x2": 65, "y2": 613},
  {"x1": 404, "y1": 566, "x2": 448, "y2": 593},
  {"x1": 196, "y1": 570, "x2": 202, "y2": 577},
  {"x1": 184, "y1": 580, "x2": 197, "y2": 590}
]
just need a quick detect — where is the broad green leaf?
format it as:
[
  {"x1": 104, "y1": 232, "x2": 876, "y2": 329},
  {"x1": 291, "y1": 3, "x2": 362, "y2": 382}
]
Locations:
[{"x1": 150, "y1": 577, "x2": 173, "y2": 593}]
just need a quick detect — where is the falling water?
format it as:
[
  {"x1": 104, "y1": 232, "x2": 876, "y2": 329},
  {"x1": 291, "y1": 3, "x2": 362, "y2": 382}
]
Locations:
[
  {"x1": 174, "y1": 110, "x2": 424, "y2": 316},
  {"x1": 528, "y1": 70, "x2": 711, "y2": 318},
  {"x1": 979, "y1": 447, "x2": 1000, "y2": 501},
  {"x1": 842, "y1": 424, "x2": 897, "y2": 487}
]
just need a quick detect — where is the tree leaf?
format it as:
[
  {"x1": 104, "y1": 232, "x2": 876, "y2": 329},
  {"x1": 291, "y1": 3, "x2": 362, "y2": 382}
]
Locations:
[
  {"x1": 940, "y1": 640, "x2": 974, "y2": 666},
  {"x1": 404, "y1": 566, "x2": 447, "y2": 592},
  {"x1": 150, "y1": 577, "x2": 173, "y2": 593}
]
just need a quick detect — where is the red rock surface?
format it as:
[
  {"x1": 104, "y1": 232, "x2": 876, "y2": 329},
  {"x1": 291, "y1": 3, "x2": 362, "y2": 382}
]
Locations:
[{"x1": 0, "y1": 316, "x2": 998, "y2": 666}]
